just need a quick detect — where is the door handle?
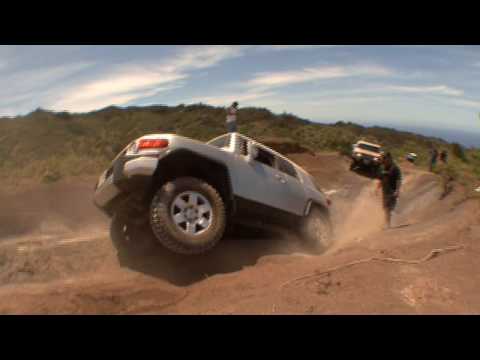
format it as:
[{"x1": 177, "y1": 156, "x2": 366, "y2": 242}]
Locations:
[{"x1": 275, "y1": 174, "x2": 287, "y2": 184}]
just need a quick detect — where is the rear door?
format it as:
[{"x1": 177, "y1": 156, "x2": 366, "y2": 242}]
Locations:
[
  {"x1": 229, "y1": 141, "x2": 287, "y2": 213},
  {"x1": 274, "y1": 157, "x2": 307, "y2": 215}
]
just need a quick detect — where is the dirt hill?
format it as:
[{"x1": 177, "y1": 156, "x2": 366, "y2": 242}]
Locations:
[{"x1": 0, "y1": 153, "x2": 478, "y2": 314}]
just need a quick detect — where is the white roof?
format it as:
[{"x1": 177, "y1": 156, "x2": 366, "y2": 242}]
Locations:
[
  {"x1": 233, "y1": 133, "x2": 310, "y2": 176},
  {"x1": 356, "y1": 140, "x2": 382, "y2": 147}
]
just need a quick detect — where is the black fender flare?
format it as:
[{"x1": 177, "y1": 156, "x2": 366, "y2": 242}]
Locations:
[{"x1": 152, "y1": 149, "x2": 236, "y2": 213}]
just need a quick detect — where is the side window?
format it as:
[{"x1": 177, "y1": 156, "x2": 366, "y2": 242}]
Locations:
[
  {"x1": 237, "y1": 137, "x2": 248, "y2": 156},
  {"x1": 277, "y1": 157, "x2": 298, "y2": 179},
  {"x1": 208, "y1": 134, "x2": 231, "y2": 149},
  {"x1": 255, "y1": 147, "x2": 275, "y2": 168}
]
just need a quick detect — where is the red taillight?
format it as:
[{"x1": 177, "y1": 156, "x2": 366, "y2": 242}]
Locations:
[
  {"x1": 138, "y1": 139, "x2": 169, "y2": 150},
  {"x1": 327, "y1": 198, "x2": 332, "y2": 207}
]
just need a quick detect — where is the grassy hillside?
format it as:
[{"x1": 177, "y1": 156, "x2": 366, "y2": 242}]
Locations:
[{"x1": 0, "y1": 104, "x2": 479, "y2": 191}]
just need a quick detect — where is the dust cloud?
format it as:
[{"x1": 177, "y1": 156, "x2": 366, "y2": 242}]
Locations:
[{"x1": 330, "y1": 182, "x2": 385, "y2": 250}]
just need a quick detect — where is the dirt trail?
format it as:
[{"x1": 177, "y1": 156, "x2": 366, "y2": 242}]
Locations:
[{"x1": 0, "y1": 154, "x2": 479, "y2": 314}]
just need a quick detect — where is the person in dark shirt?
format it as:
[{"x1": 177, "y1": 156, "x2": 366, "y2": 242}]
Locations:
[
  {"x1": 430, "y1": 148, "x2": 439, "y2": 171},
  {"x1": 440, "y1": 150, "x2": 448, "y2": 164},
  {"x1": 377, "y1": 152, "x2": 402, "y2": 229}
]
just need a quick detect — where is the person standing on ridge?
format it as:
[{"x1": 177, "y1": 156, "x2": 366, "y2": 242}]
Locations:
[
  {"x1": 226, "y1": 101, "x2": 238, "y2": 133},
  {"x1": 376, "y1": 152, "x2": 402, "y2": 229},
  {"x1": 430, "y1": 147, "x2": 439, "y2": 172}
]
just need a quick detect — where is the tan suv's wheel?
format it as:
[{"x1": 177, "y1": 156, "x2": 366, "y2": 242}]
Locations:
[{"x1": 150, "y1": 177, "x2": 226, "y2": 255}]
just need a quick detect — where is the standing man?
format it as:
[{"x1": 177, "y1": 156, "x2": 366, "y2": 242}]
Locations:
[
  {"x1": 377, "y1": 152, "x2": 402, "y2": 229},
  {"x1": 430, "y1": 148, "x2": 439, "y2": 172},
  {"x1": 440, "y1": 150, "x2": 448, "y2": 164},
  {"x1": 226, "y1": 101, "x2": 239, "y2": 133}
]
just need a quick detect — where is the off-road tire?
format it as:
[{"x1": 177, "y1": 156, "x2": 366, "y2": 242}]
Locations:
[
  {"x1": 150, "y1": 177, "x2": 226, "y2": 255},
  {"x1": 350, "y1": 160, "x2": 357, "y2": 171},
  {"x1": 110, "y1": 214, "x2": 155, "y2": 256},
  {"x1": 299, "y1": 206, "x2": 334, "y2": 253}
]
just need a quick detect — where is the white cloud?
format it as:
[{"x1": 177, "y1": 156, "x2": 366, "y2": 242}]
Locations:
[
  {"x1": 243, "y1": 94, "x2": 396, "y2": 123},
  {"x1": 0, "y1": 52, "x2": 8, "y2": 70},
  {"x1": 50, "y1": 46, "x2": 245, "y2": 112},
  {"x1": 248, "y1": 66, "x2": 347, "y2": 88},
  {"x1": 0, "y1": 62, "x2": 96, "y2": 115},
  {"x1": 246, "y1": 64, "x2": 394, "y2": 90},
  {"x1": 186, "y1": 91, "x2": 275, "y2": 107},
  {"x1": 0, "y1": 45, "x2": 13, "y2": 66},
  {"x1": 166, "y1": 45, "x2": 245, "y2": 70},
  {"x1": 0, "y1": 62, "x2": 93, "y2": 94},
  {"x1": 268, "y1": 45, "x2": 336, "y2": 51},
  {"x1": 309, "y1": 95, "x2": 391, "y2": 105},
  {"x1": 388, "y1": 85, "x2": 464, "y2": 97},
  {"x1": 10, "y1": 62, "x2": 94, "y2": 91},
  {"x1": 52, "y1": 68, "x2": 186, "y2": 112},
  {"x1": 451, "y1": 99, "x2": 480, "y2": 108}
]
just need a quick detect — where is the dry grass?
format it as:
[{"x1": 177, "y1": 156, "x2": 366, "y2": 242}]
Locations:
[{"x1": 0, "y1": 105, "x2": 478, "y2": 187}]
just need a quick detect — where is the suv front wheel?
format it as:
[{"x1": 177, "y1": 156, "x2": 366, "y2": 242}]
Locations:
[
  {"x1": 299, "y1": 206, "x2": 334, "y2": 253},
  {"x1": 150, "y1": 177, "x2": 227, "y2": 255}
]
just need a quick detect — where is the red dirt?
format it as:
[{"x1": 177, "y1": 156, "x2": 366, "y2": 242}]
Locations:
[{"x1": 0, "y1": 153, "x2": 479, "y2": 314}]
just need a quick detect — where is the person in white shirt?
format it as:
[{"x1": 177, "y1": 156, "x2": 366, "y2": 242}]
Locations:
[{"x1": 226, "y1": 101, "x2": 238, "y2": 133}]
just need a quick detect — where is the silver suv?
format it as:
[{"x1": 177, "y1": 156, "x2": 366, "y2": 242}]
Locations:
[{"x1": 94, "y1": 132, "x2": 332, "y2": 255}]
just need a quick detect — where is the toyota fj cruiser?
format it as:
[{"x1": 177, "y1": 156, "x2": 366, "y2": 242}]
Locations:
[
  {"x1": 94, "y1": 133, "x2": 332, "y2": 255},
  {"x1": 351, "y1": 140, "x2": 384, "y2": 172}
]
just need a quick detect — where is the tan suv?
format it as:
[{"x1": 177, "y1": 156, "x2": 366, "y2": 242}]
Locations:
[{"x1": 350, "y1": 140, "x2": 383, "y2": 171}]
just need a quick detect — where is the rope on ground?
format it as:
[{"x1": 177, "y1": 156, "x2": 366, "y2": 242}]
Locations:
[{"x1": 280, "y1": 245, "x2": 465, "y2": 290}]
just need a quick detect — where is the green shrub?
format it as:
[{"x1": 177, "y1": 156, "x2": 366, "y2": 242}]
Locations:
[
  {"x1": 0, "y1": 105, "x2": 477, "y2": 185},
  {"x1": 440, "y1": 164, "x2": 459, "y2": 181},
  {"x1": 452, "y1": 143, "x2": 468, "y2": 162},
  {"x1": 42, "y1": 169, "x2": 62, "y2": 183},
  {"x1": 337, "y1": 140, "x2": 354, "y2": 156}
]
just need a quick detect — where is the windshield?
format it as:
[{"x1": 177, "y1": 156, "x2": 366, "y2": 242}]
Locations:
[{"x1": 357, "y1": 143, "x2": 381, "y2": 153}]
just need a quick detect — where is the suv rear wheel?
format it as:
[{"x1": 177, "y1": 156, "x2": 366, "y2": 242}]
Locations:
[{"x1": 150, "y1": 177, "x2": 227, "y2": 255}]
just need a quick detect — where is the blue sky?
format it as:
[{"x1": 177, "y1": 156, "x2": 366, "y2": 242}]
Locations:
[{"x1": 1, "y1": 45, "x2": 480, "y2": 138}]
